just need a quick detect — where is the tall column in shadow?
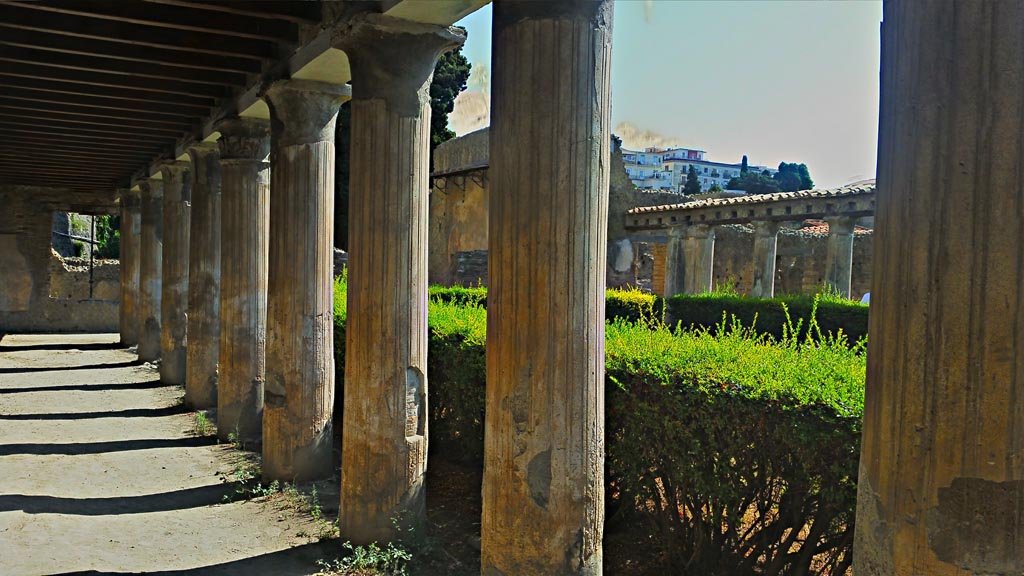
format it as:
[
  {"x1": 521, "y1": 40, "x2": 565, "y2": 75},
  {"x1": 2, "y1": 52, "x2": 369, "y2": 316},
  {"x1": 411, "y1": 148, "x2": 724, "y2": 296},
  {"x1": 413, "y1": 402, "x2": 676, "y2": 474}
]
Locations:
[
  {"x1": 185, "y1": 143, "x2": 221, "y2": 409},
  {"x1": 824, "y1": 216, "x2": 854, "y2": 298},
  {"x1": 217, "y1": 118, "x2": 271, "y2": 444},
  {"x1": 750, "y1": 220, "x2": 779, "y2": 298},
  {"x1": 137, "y1": 179, "x2": 163, "y2": 362},
  {"x1": 482, "y1": 1, "x2": 613, "y2": 574},
  {"x1": 856, "y1": 1, "x2": 1024, "y2": 573},
  {"x1": 683, "y1": 223, "x2": 716, "y2": 294},
  {"x1": 336, "y1": 14, "x2": 464, "y2": 543},
  {"x1": 160, "y1": 161, "x2": 191, "y2": 385},
  {"x1": 262, "y1": 80, "x2": 350, "y2": 481},
  {"x1": 118, "y1": 188, "x2": 141, "y2": 346}
]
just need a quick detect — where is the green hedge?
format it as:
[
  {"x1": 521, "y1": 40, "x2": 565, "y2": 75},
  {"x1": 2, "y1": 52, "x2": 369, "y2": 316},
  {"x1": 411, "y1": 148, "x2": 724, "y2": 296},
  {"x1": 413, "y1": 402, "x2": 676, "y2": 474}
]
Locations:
[
  {"x1": 334, "y1": 278, "x2": 864, "y2": 575},
  {"x1": 667, "y1": 292, "x2": 868, "y2": 345}
]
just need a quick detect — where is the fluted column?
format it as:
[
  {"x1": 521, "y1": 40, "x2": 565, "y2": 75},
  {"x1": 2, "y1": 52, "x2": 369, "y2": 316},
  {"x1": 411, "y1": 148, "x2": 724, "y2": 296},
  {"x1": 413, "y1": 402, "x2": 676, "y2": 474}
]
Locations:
[
  {"x1": 184, "y1": 143, "x2": 221, "y2": 409},
  {"x1": 137, "y1": 179, "x2": 163, "y2": 362},
  {"x1": 336, "y1": 14, "x2": 464, "y2": 543},
  {"x1": 824, "y1": 216, "x2": 854, "y2": 298},
  {"x1": 856, "y1": 2, "x2": 1024, "y2": 574},
  {"x1": 664, "y1": 227, "x2": 685, "y2": 297},
  {"x1": 750, "y1": 220, "x2": 779, "y2": 298},
  {"x1": 682, "y1": 224, "x2": 715, "y2": 295},
  {"x1": 262, "y1": 80, "x2": 350, "y2": 481},
  {"x1": 217, "y1": 117, "x2": 271, "y2": 444},
  {"x1": 159, "y1": 161, "x2": 191, "y2": 385},
  {"x1": 118, "y1": 188, "x2": 141, "y2": 346},
  {"x1": 482, "y1": 1, "x2": 612, "y2": 574}
]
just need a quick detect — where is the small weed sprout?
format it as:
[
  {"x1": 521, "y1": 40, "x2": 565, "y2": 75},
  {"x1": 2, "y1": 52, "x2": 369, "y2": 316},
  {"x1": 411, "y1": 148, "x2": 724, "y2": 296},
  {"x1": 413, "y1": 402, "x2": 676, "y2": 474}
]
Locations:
[{"x1": 192, "y1": 411, "x2": 213, "y2": 437}]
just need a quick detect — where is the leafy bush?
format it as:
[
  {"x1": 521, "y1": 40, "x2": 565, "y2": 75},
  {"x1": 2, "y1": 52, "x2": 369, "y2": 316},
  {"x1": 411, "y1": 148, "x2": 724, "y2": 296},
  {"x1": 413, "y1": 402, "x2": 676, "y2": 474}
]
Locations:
[
  {"x1": 667, "y1": 292, "x2": 868, "y2": 346},
  {"x1": 332, "y1": 278, "x2": 865, "y2": 574},
  {"x1": 428, "y1": 284, "x2": 487, "y2": 307},
  {"x1": 605, "y1": 286, "x2": 664, "y2": 326}
]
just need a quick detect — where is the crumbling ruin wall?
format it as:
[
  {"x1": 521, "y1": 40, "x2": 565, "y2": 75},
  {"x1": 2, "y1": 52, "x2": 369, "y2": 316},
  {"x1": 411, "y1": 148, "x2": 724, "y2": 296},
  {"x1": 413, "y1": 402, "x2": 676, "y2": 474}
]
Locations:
[
  {"x1": 0, "y1": 188, "x2": 119, "y2": 333},
  {"x1": 430, "y1": 128, "x2": 489, "y2": 286},
  {"x1": 49, "y1": 252, "x2": 121, "y2": 301}
]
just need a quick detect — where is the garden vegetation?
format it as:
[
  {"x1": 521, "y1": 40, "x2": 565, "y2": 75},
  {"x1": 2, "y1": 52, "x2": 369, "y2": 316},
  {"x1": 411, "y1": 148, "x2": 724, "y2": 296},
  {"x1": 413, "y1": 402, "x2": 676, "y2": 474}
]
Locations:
[{"x1": 333, "y1": 273, "x2": 866, "y2": 575}]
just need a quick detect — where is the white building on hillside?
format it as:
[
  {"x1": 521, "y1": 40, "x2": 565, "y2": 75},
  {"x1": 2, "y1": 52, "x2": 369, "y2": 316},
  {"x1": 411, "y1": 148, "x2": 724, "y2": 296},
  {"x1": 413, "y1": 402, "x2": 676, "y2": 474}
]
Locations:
[{"x1": 621, "y1": 146, "x2": 776, "y2": 193}]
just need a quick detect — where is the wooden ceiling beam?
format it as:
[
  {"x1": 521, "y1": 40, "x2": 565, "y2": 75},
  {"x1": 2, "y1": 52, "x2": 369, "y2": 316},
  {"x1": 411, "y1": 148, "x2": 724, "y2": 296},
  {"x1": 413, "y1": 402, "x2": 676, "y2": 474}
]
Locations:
[
  {"x1": 0, "y1": 124, "x2": 172, "y2": 145},
  {"x1": 0, "y1": 75, "x2": 215, "y2": 109},
  {"x1": 1, "y1": 87, "x2": 203, "y2": 119},
  {"x1": 0, "y1": 60, "x2": 229, "y2": 99},
  {"x1": 0, "y1": 117, "x2": 185, "y2": 139},
  {"x1": 0, "y1": 160, "x2": 133, "y2": 175},
  {"x1": 0, "y1": 44, "x2": 248, "y2": 87},
  {"x1": 143, "y1": 0, "x2": 322, "y2": 25},
  {"x1": 0, "y1": 100, "x2": 197, "y2": 128},
  {"x1": 5, "y1": 0, "x2": 298, "y2": 43},
  {"x1": 0, "y1": 113, "x2": 190, "y2": 138},
  {"x1": 0, "y1": 25, "x2": 263, "y2": 74},
  {"x1": 0, "y1": 133, "x2": 168, "y2": 152},
  {"x1": 0, "y1": 5, "x2": 276, "y2": 61},
  {"x1": 0, "y1": 157, "x2": 142, "y2": 172},
  {"x1": 0, "y1": 146, "x2": 157, "y2": 163},
  {"x1": 0, "y1": 170, "x2": 121, "y2": 183}
]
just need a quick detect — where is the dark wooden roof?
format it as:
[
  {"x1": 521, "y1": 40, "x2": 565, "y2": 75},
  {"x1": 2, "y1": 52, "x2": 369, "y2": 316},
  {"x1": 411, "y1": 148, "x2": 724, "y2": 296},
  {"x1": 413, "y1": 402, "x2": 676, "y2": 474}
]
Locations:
[{"x1": 0, "y1": 0, "x2": 321, "y2": 193}]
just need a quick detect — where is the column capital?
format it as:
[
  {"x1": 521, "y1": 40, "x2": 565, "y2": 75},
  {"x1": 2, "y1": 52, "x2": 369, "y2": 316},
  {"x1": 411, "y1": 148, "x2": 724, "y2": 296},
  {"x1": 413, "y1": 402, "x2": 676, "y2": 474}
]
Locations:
[
  {"x1": 159, "y1": 160, "x2": 192, "y2": 202},
  {"x1": 117, "y1": 188, "x2": 141, "y2": 208},
  {"x1": 263, "y1": 80, "x2": 351, "y2": 147},
  {"x1": 186, "y1": 141, "x2": 219, "y2": 161},
  {"x1": 215, "y1": 117, "x2": 271, "y2": 161},
  {"x1": 685, "y1": 223, "x2": 716, "y2": 239},
  {"x1": 139, "y1": 178, "x2": 164, "y2": 200},
  {"x1": 825, "y1": 215, "x2": 855, "y2": 235},
  {"x1": 494, "y1": 0, "x2": 613, "y2": 26},
  {"x1": 752, "y1": 220, "x2": 780, "y2": 236},
  {"x1": 336, "y1": 14, "x2": 465, "y2": 115}
]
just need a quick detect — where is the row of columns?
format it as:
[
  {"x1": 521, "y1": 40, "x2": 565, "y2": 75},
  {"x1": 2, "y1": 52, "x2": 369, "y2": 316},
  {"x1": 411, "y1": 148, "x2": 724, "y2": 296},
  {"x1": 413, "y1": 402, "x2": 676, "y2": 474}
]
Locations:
[
  {"x1": 114, "y1": 3, "x2": 611, "y2": 573},
  {"x1": 663, "y1": 216, "x2": 857, "y2": 298}
]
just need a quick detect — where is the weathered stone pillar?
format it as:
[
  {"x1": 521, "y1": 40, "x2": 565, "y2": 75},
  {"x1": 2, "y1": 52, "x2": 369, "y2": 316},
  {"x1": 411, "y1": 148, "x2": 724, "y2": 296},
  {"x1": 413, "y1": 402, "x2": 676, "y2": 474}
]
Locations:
[
  {"x1": 824, "y1": 216, "x2": 854, "y2": 298},
  {"x1": 137, "y1": 179, "x2": 163, "y2": 362},
  {"x1": 482, "y1": 1, "x2": 612, "y2": 574},
  {"x1": 750, "y1": 220, "x2": 779, "y2": 298},
  {"x1": 184, "y1": 143, "x2": 220, "y2": 409},
  {"x1": 159, "y1": 161, "x2": 191, "y2": 385},
  {"x1": 336, "y1": 15, "x2": 464, "y2": 543},
  {"x1": 216, "y1": 117, "x2": 270, "y2": 444},
  {"x1": 664, "y1": 224, "x2": 717, "y2": 298},
  {"x1": 855, "y1": 2, "x2": 1024, "y2": 574},
  {"x1": 262, "y1": 80, "x2": 350, "y2": 481},
  {"x1": 118, "y1": 189, "x2": 141, "y2": 346}
]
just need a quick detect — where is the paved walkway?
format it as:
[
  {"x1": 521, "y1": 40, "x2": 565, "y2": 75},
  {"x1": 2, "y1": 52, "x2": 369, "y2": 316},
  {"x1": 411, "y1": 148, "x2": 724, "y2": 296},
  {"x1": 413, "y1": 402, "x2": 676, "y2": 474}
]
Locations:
[{"x1": 0, "y1": 334, "x2": 329, "y2": 576}]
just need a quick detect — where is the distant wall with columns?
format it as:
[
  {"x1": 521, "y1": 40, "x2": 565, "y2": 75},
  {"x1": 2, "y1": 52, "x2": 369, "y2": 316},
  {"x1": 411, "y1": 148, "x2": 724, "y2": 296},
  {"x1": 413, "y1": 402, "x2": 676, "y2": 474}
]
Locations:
[{"x1": 649, "y1": 224, "x2": 873, "y2": 299}]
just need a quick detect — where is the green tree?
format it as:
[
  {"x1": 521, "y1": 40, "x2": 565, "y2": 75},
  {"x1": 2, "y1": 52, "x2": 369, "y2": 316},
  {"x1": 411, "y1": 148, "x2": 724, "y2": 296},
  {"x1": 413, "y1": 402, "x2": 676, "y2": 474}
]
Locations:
[
  {"x1": 429, "y1": 47, "x2": 472, "y2": 149},
  {"x1": 683, "y1": 165, "x2": 702, "y2": 195},
  {"x1": 740, "y1": 155, "x2": 749, "y2": 174},
  {"x1": 708, "y1": 183, "x2": 724, "y2": 194},
  {"x1": 726, "y1": 172, "x2": 782, "y2": 195},
  {"x1": 773, "y1": 162, "x2": 814, "y2": 192}
]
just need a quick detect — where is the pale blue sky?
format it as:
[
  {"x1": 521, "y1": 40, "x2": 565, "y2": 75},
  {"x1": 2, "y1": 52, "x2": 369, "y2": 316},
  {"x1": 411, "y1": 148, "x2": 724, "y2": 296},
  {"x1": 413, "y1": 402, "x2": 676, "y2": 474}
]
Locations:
[{"x1": 453, "y1": 1, "x2": 882, "y2": 188}]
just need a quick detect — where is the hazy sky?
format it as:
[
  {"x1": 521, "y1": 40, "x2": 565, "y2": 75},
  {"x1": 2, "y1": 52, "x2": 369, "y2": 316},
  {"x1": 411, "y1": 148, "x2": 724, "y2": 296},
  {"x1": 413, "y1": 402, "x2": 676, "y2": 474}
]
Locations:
[{"x1": 452, "y1": 1, "x2": 883, "y2": 188}]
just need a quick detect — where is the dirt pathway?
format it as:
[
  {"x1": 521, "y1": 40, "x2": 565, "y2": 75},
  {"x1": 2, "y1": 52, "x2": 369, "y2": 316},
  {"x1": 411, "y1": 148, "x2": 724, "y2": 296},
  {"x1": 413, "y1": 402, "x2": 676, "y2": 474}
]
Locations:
[{"x1": 0, "y1": 333, "x2": 331, "y2": 576}]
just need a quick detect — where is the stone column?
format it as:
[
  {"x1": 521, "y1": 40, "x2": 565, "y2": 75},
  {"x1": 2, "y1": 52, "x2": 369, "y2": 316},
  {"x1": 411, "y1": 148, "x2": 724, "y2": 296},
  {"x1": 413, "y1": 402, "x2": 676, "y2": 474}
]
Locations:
[
  {"x1": 855, "y1": 2, "x2": 1024, "y2": 574},
  {"x1": 216, "y1": 117, "x2": 270, "y2": 444},
  {"x1": 159, "y1": 161, "x2": 191, "y2": 385},
  {"x1": 750, "y1": 220, "x2": 779, "y2": 298},
  {"x1": 683, "y1": 224, "x2": 716, "y2": 294},
  {"x1": 482, "y1": 1, "x2": 612, "y2": 574},
  {"x1": 262, "y1": 80, "x2": 350, "y2": 481},
  {"x1": 118, "y1": 188, "x2": 141, "y2": 346},
  {"x1": 335, "y1": 15, "x2": 464, "y2": 543},
  {"x1": 184, "y1": 143, "x2": 220, "y2": 409},
  {"x1": 137, "y1": 179, "x2": 163, "y2": 362},
  {"x1": 663, "y1": 227, "x2": 686, "y2": 298},
  {"x1": 824, "y1": 216, "x2": 854, "y2": 298}
]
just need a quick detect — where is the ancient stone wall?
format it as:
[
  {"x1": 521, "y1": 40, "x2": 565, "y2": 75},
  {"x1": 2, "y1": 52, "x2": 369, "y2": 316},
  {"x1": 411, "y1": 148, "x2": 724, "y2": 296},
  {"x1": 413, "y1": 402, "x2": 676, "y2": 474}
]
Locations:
[
  {"x1": 0, "y1": 189, "x2": 119, "y2": 333},
  {"x1": 430, "y1": 128, "x2": 490, "y2": 285},
  {"x1": 49, "y1": 251, "x2": 121, "y2": 301}
]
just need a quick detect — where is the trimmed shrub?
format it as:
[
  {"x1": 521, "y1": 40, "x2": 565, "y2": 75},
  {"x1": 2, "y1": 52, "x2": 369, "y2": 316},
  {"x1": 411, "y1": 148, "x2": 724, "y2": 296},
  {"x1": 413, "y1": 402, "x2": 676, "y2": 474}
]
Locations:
[
  {"x1": 667, "y1": 292, "x2": 868, "y2": 345},
  {"x1": 428, "y1": 284, "x2": 487, "y2": 307},
  {"x1": 333, "y1": 278, "x2": 865, "y2": 574},
  {"x1": 605, "y1": 286, "x2": 664, "y2": 325}
]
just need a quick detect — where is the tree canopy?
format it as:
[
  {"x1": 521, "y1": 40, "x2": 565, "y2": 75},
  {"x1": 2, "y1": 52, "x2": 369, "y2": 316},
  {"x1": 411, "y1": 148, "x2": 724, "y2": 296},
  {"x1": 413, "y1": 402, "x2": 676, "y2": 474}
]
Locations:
[
  {"x1": 726, "y1": 172, "x2": 781, "y2": 195},
  {"x1": 683, "y1": 165, "x2": 702, "y2": 195},
  {"x1": 773, "y1": 162, "x2": 814, "y2": 192},
  {"x1": 429, "y1": 47, "x2": 472, "y2": 149}
]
